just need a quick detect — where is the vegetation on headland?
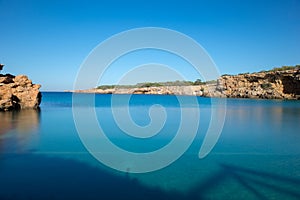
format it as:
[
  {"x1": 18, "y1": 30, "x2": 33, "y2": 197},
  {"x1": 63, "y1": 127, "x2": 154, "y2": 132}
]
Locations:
[
  {"x1": 268, "y1": 65, "x2": 299, "y2": 72},
  {"x1": 96, "y1": 79, "x2": 205, "y2": 89},
  {"x1": 256, "y1": 65, "x2": 300, "y2": 73},
  {"x1": 221, "y1": 65, "x2": 300, "y2": 77}
]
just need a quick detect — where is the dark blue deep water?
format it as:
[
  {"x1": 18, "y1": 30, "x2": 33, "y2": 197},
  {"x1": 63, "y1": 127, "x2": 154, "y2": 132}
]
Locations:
[{"x1": 0, "y1": 92, "x2": 300, "y2": 199}]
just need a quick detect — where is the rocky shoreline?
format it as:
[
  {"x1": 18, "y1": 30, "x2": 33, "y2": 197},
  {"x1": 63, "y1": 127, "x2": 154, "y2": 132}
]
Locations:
[
  {"x1": 217, "y1": 69, "x2": 300, "y2": 99},
  {"x1": 73, "y1": 68, "x2": 300, "y2": 100},
  {"x1": 0, "y1": 74, "x2": 42, "y2": 111}
]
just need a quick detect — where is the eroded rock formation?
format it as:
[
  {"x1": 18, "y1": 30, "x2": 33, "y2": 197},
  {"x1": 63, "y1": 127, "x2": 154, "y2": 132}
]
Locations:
[
  {"x1": 216, "y1": 69, "x2": 300, "y2": 99},
  {"x1": 0, "y1": 74, "x2": 42, "y2": 111}
]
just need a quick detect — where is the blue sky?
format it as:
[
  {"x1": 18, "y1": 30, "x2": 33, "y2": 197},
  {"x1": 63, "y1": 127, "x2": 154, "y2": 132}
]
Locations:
[{"x1": 0, "y1": 0, "x2": 299, "y2": 91}]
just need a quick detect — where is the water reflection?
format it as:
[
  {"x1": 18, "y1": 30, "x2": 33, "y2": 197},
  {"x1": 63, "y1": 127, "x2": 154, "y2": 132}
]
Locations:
[
  {"x1": 0, "y1": 109, "x2": 40, "y2": 154},
  {"x1": 225, "y1": 102, "x2": 300, "y2": 134}
]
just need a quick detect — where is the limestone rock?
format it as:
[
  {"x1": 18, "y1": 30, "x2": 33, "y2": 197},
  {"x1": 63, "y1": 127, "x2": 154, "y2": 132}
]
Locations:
[
  {"x1": 0, "y1": 74, "x2": 42, "y2": 111},
  {"x1": 212, "y1": 69, "x2": 300, "y2": 100}
]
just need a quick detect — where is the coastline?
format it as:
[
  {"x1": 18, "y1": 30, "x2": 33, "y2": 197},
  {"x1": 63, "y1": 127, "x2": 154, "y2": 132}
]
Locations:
[{"x1": 69, "y1": 68, "x2": 300, "y2": 100}]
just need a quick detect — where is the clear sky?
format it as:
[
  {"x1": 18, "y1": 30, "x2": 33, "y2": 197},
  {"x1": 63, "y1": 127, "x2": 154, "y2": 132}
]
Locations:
[{"x1": 0, "y1": 0, "x2": 299, "y2": 91}]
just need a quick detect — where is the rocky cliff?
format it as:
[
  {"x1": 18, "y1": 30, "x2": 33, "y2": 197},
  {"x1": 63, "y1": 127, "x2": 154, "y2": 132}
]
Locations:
[
  {"x1": 0, "y1": 74, "x2": 42, "y2": 111},
  {"x1": 215, "y1": 69, "x2": 300, "y2": 99}
]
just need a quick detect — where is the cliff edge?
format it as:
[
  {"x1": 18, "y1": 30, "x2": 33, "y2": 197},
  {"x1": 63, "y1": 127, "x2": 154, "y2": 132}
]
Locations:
[
  {"x1": 215, "y1": 69, "x2": 300, "y2": 99},
  {"x1": 0, "y1": 74, "x2": 42, "y2": 111}
]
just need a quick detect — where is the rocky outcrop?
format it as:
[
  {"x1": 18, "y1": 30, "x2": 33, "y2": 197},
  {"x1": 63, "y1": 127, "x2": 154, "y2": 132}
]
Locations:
[
  {"x1": 215, "y1": 69, "x2": 300, "y2": 99},
  {"x1": 0, "y1": 74, "x2": 42, "y2": 111}
]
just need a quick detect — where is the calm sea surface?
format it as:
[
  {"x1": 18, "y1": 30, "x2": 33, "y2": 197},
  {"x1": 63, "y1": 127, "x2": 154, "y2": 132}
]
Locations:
[{"x1": 0, "y1": 92, "x2": 300, "y2": 199}]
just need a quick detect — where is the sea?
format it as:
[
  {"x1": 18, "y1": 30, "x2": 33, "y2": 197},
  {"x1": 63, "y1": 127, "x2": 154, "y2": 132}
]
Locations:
[{"x1": 0, "y1": 92, "x2": 300, "y2": 199}]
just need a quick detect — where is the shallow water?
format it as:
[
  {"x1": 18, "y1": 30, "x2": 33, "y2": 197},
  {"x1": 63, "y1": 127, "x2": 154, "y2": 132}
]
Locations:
[{"x1": 0, "y1": 92, "x2": 300, "y2": 199}]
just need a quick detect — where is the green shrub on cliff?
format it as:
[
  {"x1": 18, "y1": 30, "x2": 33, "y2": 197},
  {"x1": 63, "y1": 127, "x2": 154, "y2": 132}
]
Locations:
[
  {"x1": 270, "y1": 66, "x2": 297, "y2": 72},
  {"x1": 193, "y1": 79, "x2": 203, "y2": 85},
  {"x1": 97, "y1": 85, "x2": 116, "y2": 90},
  {"x1": 138, "y1": 82, "x2": 163, "y2": 87}
]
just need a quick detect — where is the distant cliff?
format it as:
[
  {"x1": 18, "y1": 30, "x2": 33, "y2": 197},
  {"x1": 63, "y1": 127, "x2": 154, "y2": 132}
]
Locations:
[
  {"x1": 215, "y1": 69, "x2": 300, "y2": 99},
  {"x1": 0, "y1": 74, "x2": 42, "y2": 111},
  {"x1": 72, "y1": 67, "x2": 300, "y2": 100}
]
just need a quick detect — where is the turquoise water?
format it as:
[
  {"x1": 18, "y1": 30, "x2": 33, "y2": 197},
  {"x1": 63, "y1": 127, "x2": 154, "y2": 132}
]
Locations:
[{"x1": 0, "y1": 92, "x2": 300, "y2": 199}]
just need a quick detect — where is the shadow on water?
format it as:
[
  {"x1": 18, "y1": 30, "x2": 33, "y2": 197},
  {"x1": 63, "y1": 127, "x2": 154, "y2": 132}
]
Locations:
[
  {"x1": 0, "y1": 154, "x2": 184, "y2": 200},
  {"x1": 1, "y1": 153, "x2": 300, "y2": 199},
  {"x1": 187, "y1": 163, "x2": 300, "y2": 200}
]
